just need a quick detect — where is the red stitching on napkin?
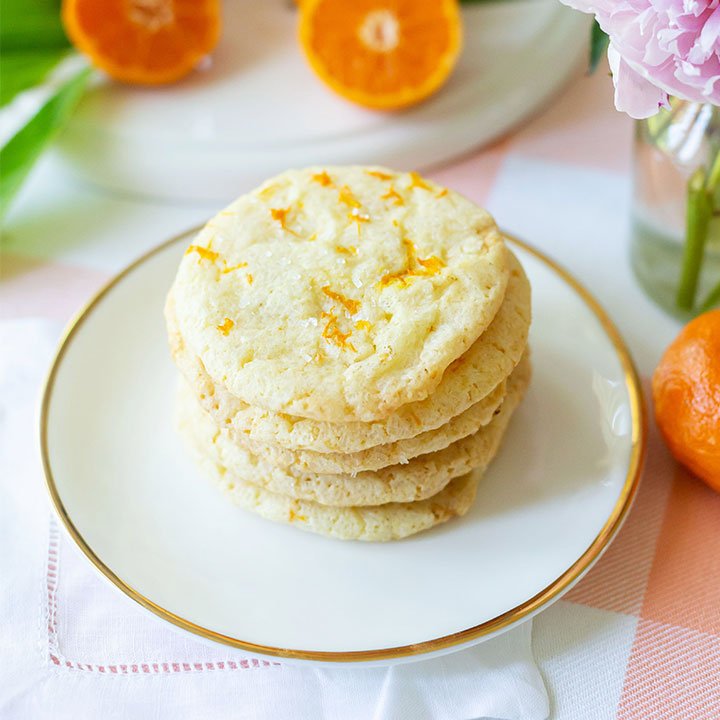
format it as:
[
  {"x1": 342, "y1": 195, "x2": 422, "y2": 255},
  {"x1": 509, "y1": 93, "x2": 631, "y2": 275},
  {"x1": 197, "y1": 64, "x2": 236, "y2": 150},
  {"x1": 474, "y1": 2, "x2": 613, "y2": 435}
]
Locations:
[{"x1": 45, "y1": 517, "x2": 280, "y2": 673}]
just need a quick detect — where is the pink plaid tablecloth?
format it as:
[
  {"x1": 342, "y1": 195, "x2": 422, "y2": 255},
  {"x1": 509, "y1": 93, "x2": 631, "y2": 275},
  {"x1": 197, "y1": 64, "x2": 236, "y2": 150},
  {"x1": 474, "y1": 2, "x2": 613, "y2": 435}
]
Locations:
[{"x1": 2, "y1": 68, "x2": 719, "y2": 718}]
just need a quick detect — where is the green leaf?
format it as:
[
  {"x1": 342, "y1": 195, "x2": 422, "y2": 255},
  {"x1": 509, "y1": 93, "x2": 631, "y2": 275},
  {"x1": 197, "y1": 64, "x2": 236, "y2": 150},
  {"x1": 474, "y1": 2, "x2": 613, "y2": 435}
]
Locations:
[
  {"x1": 0, "y1": 50, "x2": 68, "y2": 107},
  {"x1": 0, "y1": 66, "x2": 90, "y2": 220},
  {"x1": 589, "y1": 20, "x2": 609, "y2": 74},
  {"x1": 0, "y1": 0, "x2": 69, "y2": 51}
]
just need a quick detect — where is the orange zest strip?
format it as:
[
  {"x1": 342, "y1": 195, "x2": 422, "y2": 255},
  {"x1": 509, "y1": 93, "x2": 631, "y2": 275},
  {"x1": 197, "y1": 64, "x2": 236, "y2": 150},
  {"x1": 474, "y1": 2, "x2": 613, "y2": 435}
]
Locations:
[
  {"x1": 417, "y1": 255, "x2": 446, "y2": 275},
  {"x1": 403, "y1": 237, "x2": 417, "y2": 263},
  {"x1": 246, "y1": 274, "x2": 254, "y2": 284},
  {"x1": 185, "y1": 245, "x2": 219, "y2": 262},
  {"x1": 322, "y1": 286, "x2": 361, "y2": 314},
  {"x1": 436, "y1": 188, "x2": 449, "y2": 198},
  {"x1": 378, "y1": 238, "x2": 445, "y2": 288},
  {"x1": 312, "y1": 171, "x2": 333, "y2": 186},
  {"x1": 222, "y1": 262, "x2": 248, "y2": 274},
  {"x1": 270, "y1": 207, "x2": 300, "y2": 236},
  {"x1": 338, "y1": 185, "x2": 361, "y2": 208},
  {"x1": 355, "y1": 320, "x2": 372, "y2": 331},
  {"x1": 335, "y1": 245, "x2": 358, "y2": 255},
  {"x1": 217, "y1": 318, "x2": 234, "y2": 335},
  {"x1": 348, "y1": 210, "x2": 371, "y2": 234},
  {"x1": 409, "y1": 171, "x2": 432, "y2": 191},
  {"x1": 365, "y1": 170, "x2": 392, "y2": 180},
  {"x1": 379, "y1": 269, "x2": 413, "y2": 288},
  {"x1": 258, "y1": 184, "x2": 278, "y2": 199},
  {"x1": 381, "y1": 186, "x2": 404, "y2": 206},
  {"x1": 321, "y1": 311, "x2": 357, "y2": 352},
  {"x1": 288, "y1": 507, "x2": 308, "y2": 522}
]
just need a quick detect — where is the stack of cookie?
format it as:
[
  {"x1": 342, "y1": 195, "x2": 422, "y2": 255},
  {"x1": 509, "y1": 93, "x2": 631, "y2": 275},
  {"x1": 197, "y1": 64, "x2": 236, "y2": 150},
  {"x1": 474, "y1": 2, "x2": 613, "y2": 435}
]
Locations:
[{"x1": 166, "y1": 166, "x2": 531, "y2": 541}]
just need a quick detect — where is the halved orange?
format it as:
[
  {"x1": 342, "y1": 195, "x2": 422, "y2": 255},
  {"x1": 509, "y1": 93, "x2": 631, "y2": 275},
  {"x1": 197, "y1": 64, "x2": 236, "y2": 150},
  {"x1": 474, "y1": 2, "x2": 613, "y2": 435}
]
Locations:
[
  {"x1": 299, "y1": 0, "x2": 463, "y2": 110},
  {"x1": 62, "y1": 0, "x2": 221, "y2": 86}
]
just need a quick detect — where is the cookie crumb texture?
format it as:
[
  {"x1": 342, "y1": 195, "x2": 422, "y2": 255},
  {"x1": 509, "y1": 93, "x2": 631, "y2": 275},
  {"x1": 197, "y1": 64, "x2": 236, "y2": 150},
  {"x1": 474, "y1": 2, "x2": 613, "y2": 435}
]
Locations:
[{"x1": 171, "y1": 166, "x2": 509, "y2": 422}]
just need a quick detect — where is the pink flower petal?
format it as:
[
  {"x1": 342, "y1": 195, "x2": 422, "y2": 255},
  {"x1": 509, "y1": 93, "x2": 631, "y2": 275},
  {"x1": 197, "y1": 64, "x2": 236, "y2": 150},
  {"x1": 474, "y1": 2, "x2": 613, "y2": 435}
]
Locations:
[{"x1": 608, "y1": 44, "x2": 670, "y2": 118}]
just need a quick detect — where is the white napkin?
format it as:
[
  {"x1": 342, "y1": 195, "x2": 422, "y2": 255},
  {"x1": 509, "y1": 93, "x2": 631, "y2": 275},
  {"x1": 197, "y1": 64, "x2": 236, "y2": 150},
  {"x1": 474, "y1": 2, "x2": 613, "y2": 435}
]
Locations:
[{"x1": 0, "y1": 318, "x2": 549, "y2": 720}]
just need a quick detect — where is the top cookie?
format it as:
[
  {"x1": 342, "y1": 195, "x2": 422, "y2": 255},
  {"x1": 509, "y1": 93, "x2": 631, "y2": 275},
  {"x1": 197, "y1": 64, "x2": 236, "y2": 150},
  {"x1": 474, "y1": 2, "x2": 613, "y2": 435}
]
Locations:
[{"x1": 171, "y1": 166, "x2": 509, "y2": 422}]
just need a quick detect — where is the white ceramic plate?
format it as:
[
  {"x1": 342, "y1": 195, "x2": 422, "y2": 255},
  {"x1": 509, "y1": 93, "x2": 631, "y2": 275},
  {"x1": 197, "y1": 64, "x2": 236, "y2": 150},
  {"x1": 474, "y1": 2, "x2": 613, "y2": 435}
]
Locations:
[
  {"x1": 41, "y1": 231, "x2": 645, "y2": 666},
  {"x1": 57, "y1": 0, "x2": 588, "y2": 202}
]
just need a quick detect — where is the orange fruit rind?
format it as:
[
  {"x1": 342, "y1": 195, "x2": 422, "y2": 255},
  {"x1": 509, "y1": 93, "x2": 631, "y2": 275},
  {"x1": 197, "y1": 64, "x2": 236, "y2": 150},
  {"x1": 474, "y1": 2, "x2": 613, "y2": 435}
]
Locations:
[
  {"x1": 299, "y1": 0, "x2": 463, "y2": 111},
  {"x1": 652, "y1": 309, "x2": 720, "y2": 489},
  {"x1": 62, "y1": 0, "x2": 221, "y2": 86}
]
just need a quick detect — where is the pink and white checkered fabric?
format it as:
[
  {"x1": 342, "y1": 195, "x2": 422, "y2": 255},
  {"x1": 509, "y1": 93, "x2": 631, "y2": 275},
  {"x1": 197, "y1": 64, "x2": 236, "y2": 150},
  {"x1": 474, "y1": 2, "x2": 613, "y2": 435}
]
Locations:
[{"x1": 1, "y1": 68, "x2": 718, "y2": 718}]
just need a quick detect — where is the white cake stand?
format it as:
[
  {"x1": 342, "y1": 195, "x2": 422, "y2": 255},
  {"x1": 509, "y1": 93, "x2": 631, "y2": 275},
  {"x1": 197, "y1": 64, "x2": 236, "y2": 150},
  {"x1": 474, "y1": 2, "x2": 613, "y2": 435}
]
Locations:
[{"x1": 58, "y1": 0, "x2": 588, "y2": 202}]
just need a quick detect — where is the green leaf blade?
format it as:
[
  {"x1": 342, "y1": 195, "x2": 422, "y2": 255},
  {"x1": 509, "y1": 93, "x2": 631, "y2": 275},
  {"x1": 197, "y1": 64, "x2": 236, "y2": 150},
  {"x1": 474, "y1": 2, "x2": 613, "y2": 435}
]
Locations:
[
  {"x1": 0, "y1": 66, "x2": 91, "y2": 221},
  {"x1": 0, "y1": 50, "x2": 69, "y2": 107},
  {"x1": 0, "y1": 0, "x2": 69, "y2": 51},
  {"x1": 589, "y1": 20, "x2": 609, "y2": 75}
]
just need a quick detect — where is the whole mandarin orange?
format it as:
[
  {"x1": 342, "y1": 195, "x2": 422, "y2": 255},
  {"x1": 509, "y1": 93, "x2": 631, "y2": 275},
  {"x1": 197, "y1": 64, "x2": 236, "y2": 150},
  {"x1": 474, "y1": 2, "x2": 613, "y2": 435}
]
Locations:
[{"x1": 652, "y1": 309, "x2": 720, "y2": 489}]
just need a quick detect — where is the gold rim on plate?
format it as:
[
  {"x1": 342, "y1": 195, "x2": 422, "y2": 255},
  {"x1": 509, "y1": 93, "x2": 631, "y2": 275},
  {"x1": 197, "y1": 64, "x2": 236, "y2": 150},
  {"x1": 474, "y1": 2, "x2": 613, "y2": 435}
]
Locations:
[{"x1": 39, "y1": 229, "x2": 647, "y2": 663}]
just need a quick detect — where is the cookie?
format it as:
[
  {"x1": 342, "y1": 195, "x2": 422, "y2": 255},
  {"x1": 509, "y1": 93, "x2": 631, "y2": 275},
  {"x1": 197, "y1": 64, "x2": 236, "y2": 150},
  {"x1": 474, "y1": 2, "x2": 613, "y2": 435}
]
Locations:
[
  {"x1": 177, "y1": 355, "x2": 530, "y2": 508},
  {"x1": 170, "y1": 166, "x2": 509, "y2": 422},
  {"x1": 193, "y1": 455, "x2": 479, "y2": 542},
  {"x1": 166, "y1": 250, "x2": 530, "y2": 453},
  {"x1": 240, "y1": 375, "x2": 508, "y2": 474}
]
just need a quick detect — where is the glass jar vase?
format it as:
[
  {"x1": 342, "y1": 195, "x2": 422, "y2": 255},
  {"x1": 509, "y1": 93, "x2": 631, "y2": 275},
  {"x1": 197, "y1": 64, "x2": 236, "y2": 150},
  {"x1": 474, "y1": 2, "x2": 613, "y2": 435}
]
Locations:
[{"x1": 631, "y1": 98, "x2": 720, "y2": 319}]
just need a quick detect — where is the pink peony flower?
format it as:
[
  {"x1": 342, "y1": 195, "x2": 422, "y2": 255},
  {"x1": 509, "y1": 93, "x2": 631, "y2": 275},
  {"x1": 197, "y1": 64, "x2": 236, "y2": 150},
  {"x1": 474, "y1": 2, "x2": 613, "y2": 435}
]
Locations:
[{"x1": 560, "y1": 0, "x2": 720, "y2": 117}]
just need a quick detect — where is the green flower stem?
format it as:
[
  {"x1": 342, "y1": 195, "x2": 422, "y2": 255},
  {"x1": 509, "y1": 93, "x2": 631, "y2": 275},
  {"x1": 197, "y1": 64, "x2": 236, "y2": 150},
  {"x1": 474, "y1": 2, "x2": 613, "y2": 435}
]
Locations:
[
  {"x1": 700, "y1": 278, "x2": 720, "y2": 312},
  {"x1": 677, "y1": 167, "x2": 712, "y2": 311}
]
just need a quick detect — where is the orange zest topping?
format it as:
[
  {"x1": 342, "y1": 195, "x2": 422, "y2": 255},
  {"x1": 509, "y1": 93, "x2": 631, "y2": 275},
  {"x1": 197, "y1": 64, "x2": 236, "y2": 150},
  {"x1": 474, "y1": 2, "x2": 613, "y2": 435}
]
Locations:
[
  {"x1": 221, "y1": 261, "x2": 248, "y2": 274},
  {"x1": 338, "y1": 185, "x2": 361, "y2": 208},
  {"x1": 409, "y1": 171, "x2": 432, "y2": 191},
  {"x1": 185, "y1": 245, "x2": 219, "y2": 262},
  {"x1": 312, "y1": 170, "x2": 333, "y2": 186},
  {"x1": 417, "y1": 255, "x2": 446, "y2": 275},
  {"x1": 348, "y1": 209, "x2": 371, "y2": 234},
  {"x1": 258, "y1": 183, "x2": 277, "y2": 199},
  {"x1": 378, "y1": 269, "x2": 412, "y2": 288},
  {"x1": 335, "y1": 245, "x2": 357, "y2": 255},
  {"x1": 270, "y1": 207, "x2": 299, "y2": 236},
  {"x1": 246, "y1": 274, "x2": 254, "y2": 284},
  {"x1": 365, "y1": 169, "x2": 392, "y2": 180},
  {"x1": 379, "y1": 238, "x2": 445, "y2": 288},
  {"x1": 308, "y1": 232, "x2": 318, "y2": 241},
  {"x1": 298, "y1": 0, "x2": 462, "y2": 110},
  {"x1": 322, "y1": 286, "x2": 360, "y2": 314},
  {"x1": 355, "y1": 320, "x2": 372, "y2": 331},
  {"x1": 288, "y1": 507, "x2": 307, "y2": 522},
  {"x1": 61, "y1": 0, "x2": 221, "y2": 86},
  {"x1": 403, "y1": 237, "x2": 417, "y2": 262},
  {"x1": 436, "y1": 188, "x2": 449, "y2": 198},
  {"x1": 216, "y1": 318, "x2": 234, "y2": 335},
  {"x1": 381, "y1": 186, "x2": 404, "y2": 206},
  {"x1": 321, "y1": 311, "x2": 356, "y2": 351}
]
